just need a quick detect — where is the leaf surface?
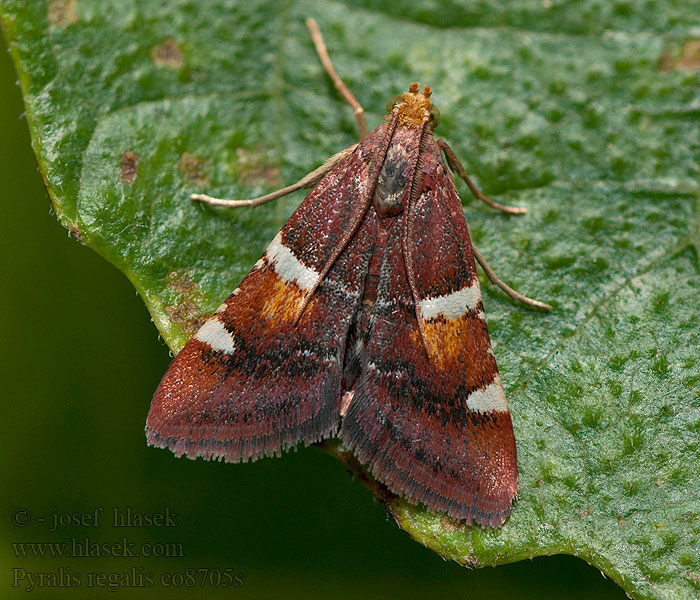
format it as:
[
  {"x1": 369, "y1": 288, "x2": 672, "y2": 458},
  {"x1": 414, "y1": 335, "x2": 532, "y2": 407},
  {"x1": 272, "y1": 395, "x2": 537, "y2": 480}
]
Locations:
[{"x1": 2, "y1": 1, "x2": 699, "y2": 598}]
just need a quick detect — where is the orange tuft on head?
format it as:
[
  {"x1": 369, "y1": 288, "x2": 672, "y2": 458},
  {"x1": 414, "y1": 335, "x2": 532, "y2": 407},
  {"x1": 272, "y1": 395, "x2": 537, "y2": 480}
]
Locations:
[{"x1": 392, "y1": 82, "x2": 433, "y2": 129}]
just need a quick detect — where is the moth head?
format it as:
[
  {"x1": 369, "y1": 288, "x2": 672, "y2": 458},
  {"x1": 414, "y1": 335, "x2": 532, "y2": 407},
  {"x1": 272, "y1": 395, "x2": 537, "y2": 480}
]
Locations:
[{"x1": 386, "y1": 82, "x2": 441, "y2": 129}]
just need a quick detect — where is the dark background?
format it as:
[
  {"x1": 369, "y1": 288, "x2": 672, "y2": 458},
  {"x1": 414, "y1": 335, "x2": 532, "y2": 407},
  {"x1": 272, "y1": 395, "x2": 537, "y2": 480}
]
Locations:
[{"x1": 0, "y1": 33, "x2": 626, "y2": 599}]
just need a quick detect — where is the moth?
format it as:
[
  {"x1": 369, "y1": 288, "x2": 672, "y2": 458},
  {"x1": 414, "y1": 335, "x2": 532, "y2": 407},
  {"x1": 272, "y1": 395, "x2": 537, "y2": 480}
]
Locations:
[{"x1": 147, "y1": 19, "x2": 550, "y2": 527}]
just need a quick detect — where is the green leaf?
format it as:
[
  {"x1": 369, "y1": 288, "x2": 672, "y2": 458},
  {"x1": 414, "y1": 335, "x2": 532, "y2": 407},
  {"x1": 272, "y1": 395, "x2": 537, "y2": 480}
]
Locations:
[{"x1": 2, "y1": 1, "x2": 699, "y2": 598}]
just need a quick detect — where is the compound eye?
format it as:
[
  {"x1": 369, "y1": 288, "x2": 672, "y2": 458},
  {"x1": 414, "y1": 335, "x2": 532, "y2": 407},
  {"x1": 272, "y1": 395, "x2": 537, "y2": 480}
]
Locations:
[
  {"x1": 429, "y1": 105, "x2": 441, "y2": 128},
  {"x1": 385, "y1": 94, "x2": 403, "y2": 114}
]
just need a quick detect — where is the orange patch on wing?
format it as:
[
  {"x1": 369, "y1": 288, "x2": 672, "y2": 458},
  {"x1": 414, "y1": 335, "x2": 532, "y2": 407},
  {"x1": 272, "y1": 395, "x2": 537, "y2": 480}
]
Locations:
[
  {"x1": 214, "y1": 266, "x2": 318, "y2": 337},
  {"x1": 259, "y1": 275, "x2": 306, "y2": 321},
  {"x1": 419, "y1": 312, "x2": 498, "y2": 388}
]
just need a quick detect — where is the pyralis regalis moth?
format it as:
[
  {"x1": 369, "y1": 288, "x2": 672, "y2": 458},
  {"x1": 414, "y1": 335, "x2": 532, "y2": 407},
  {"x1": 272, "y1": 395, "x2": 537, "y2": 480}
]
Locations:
[{"x1": 146, "y1": 19, "x2": 551, "y2": 527}]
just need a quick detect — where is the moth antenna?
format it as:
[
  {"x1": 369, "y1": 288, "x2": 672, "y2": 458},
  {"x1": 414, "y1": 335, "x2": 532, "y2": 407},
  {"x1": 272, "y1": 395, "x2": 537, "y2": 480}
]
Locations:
[{"x1": 306, "y1": 18, "x2": 368, "y2": 139}]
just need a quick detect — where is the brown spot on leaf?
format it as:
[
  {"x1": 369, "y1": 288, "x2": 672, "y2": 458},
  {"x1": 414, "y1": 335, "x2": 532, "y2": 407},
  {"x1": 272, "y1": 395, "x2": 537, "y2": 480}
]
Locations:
[
  {"x1": 658, "y1": 39, "x2": 700, "y2": 72},
  {"x1": 440, "y1": 515, "x2": 462, "y2": 532},
  {"x1": 151, "y1": 39, "x2": 184, "y2": 68},
  {"x1": 460, "y1": 556, "x2": 480, "y2": 568},
  {"x1": 179, "y1": 152, "x2": 208, "y2": 185},
  {"x1": 48, "y1": 0, "x2": 77, "y2": 26},
  {"x1": 69, "y1": 226, "x2": 83, "y2": 242},
  {"x1": 165, "y1": 303, "x2": 205, "y2": 337},
  {"x1": 164, "y1": 271, "x2": 208, "y2": 336},
  {"x1": 167, "y1": 271, "x2": 199, "y2": 296},
  {"x1": 236, "y1": 147, "x2": 280, "y2": 187},
  {"x1": 121, "y1": 151, "x2": 140, "y2": 184}
]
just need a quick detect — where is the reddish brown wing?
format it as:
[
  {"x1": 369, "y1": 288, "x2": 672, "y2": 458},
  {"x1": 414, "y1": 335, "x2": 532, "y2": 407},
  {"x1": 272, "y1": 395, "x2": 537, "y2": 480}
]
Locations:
[
  {"x1": 146, "y1": 127, "x2": 387, "y2": 462},
  {"x1": 339, "y1": 141, "x2": 517, "y2": 526}
]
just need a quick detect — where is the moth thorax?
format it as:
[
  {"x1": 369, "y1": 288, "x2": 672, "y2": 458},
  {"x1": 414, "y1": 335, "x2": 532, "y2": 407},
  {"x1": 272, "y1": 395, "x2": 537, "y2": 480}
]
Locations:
[
  {"x1": 374, "y1": 190, "x2": 404, "y2": 218},
  {"x1": 373, "y1": 154, "x2": 408, "y2": 217}
]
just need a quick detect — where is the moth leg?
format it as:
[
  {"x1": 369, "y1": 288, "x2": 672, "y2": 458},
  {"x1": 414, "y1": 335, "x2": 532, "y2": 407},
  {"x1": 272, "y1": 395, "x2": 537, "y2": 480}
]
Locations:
[
  {"x1": 191, "y1": 143, "x2": 358, "y2": 208},
  {"x1": 437, "y1": 138, "x2": 527, "y2": 215},
  {"x1": 306, "y1": 17, "x2": 368, "y2": 140},
  {"x1": 471, "y1": 243, "x2": 553, "y2": 311}
]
